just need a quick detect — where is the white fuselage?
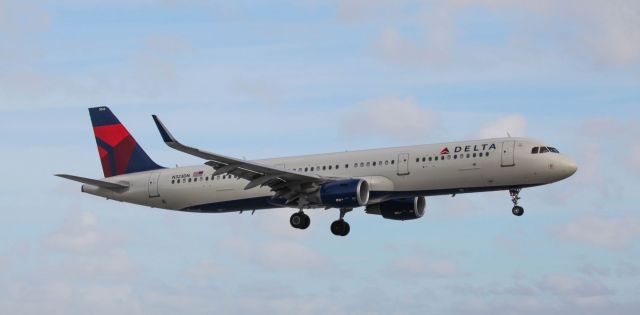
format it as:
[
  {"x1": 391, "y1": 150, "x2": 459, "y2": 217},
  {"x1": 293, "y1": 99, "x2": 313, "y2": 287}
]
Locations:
[{"x1": 82, "y1": 137, "x2": 577, "y2": 212}]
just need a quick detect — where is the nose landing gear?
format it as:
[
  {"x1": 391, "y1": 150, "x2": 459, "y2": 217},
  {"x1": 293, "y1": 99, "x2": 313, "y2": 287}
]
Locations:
[{"x1": 510, "y1": 188, "x2": 524, "y2": 216}]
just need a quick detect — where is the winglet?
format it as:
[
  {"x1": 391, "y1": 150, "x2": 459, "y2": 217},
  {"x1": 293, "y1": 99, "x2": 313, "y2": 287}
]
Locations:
[{"x1": 152, "y1": 115, "x2": 177, "y2": 144}]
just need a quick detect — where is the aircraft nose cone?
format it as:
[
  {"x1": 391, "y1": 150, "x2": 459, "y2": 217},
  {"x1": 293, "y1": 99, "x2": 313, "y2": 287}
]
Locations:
[{"x1": 563, "y1": 158, "x2": 578, "y2": 177}]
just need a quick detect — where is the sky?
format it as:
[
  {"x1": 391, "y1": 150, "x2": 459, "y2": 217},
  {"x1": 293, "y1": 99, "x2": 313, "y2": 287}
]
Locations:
[{"x1": 1, "y1": 0, "x2": 639, "y2": 314}]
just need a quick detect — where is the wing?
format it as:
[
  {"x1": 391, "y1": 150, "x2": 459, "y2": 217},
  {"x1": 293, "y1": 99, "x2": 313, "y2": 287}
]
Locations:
[{"x1": 152, "y1": 115, "x2": 329, "y2": 205}]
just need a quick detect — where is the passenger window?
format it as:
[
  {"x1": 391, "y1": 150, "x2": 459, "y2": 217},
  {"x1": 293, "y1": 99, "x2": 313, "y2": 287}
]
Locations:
[
  {"x1": 540, "y1": 147, "x2": 549, "y2": 153},
  {"x1": 311, "y1": 167, "x2": 314, "y2": 171},
  {"x1": 391, "y1": 160, "x2": 395, "y2": 165},
  {"x1": 354, "y1": 163, "x2": 358, "y2": 168},
  {"x1": 328, "y1": 165, "x2": 332, "y2": 170},
  {"x1": 366, "y1": 162, "x2": 370, "y2": 167},
  {"x1": 454, "y1": 155, "x2": 457, "y2": 159},
  {"x1": 479, "y1": 152, "x2": 483, "y2": 157},
  {"x1": 416, "y1": 158, "x2": 420, "y2": 163},
  {"x1": 171, "y1": 180, "x2": 175, "y2": 184},
  {"x1": 188, "y1": 178, "x2": 192, "y2": 182},
  {"x1": 473, "y1": 153, "x2": 477, "y2": 158},
  {"x1": 385, "y1": 161, "x2": 389, "y2": 165},
  {"x1": 360, "y1": 162, "x2": 364, "y2": 167},
  {"x1": 373, "y1": 162, "x2": 377, "y2": 166},
  {"x1": 322, "y1": 166, "x2": 326, "y2": 170},
  {"x1": 435, "y1": 156, "x2": 439, "y2": 161},
  {"x1": 336, "y1": 165, "x2": 340, "y2": 169},
  {"x1": 467, "y1": 154, "x2": 470, "y2": 158},
  {"x1": 532, "y1": 147, "x2": 539, "y2": 154},
  {"x1": 486, "y1": 152, "x2": 490, "y2": 157},
  {"x1": 379, "y1": 161, "x2": 382, "y2": 166},
  {"x1": 429, "y1": 157, "x2": 433, "y2": 161}
]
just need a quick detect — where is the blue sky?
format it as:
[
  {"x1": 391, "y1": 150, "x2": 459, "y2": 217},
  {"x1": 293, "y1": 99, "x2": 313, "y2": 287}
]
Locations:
[{"x1": 1, "y1": 0, "x2": 639, "y2": 314}]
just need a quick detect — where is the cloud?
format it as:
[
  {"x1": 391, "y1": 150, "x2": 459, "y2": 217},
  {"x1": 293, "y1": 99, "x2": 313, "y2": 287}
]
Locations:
[
  {"x1": 217, "y1": 238, "x2": 330, "y2": 272},
  {"x1": 342, "y1": 97, "x2": 440, "y2": 141},
  {"x1": 0, "y1": 0, "x2": 52, "y2": 36},
  {"x1": 476, "y1": 114, "x2": 527, "y2": 139},
  {"x1": 361, "y1": 0, "x2": 640, "y2": 68},
  {"x1": 630, "y1": 142, "x2": 640, "y2": 175},
  {"x1": 537, "y1": 274, "x2": 612, "y2": 298},
  {"x1": 42, "y1": 211, "x2": 125, "y2": 253},
  {"x1": 388, "y1": 257, "x2": 461, "y2": 278},
  {"x1": 555, "y1": 215, "x2": 640, "y2": 250}
]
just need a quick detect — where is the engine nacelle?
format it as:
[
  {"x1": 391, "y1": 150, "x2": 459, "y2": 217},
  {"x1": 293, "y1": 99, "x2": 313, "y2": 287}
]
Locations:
[
  {"x1": 365, "y1": 197, "x2": 426, "y2": 221},
  {"x1": 319, "y1": 179, "x2": 370, "y2": 208}
]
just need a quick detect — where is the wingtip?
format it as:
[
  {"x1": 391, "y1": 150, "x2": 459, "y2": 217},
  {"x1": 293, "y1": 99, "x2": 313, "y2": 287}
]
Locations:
[{"x1": 151, "y1": 114, "x2": 175, "y2": 143}]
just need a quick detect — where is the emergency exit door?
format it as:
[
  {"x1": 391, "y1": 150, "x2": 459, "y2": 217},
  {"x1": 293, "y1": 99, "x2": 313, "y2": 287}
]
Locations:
[
  {"x1": 501, "y1": 141, "x2": 515, "y2": 167},
  {"x1": 397, "y1": 153, "x2": 410, "y2": 175},
  {"x1": 148, "y1": 172, "x2": 161, "y2": 198}
]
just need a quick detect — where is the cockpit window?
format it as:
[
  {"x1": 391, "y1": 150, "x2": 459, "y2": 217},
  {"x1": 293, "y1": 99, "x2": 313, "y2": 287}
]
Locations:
[
  {"x1": 540, "y1": 147, "x2": 549, "y2": 154},
  {"x1": 548, "y1": 147, "x2": 560, "y2": 153},
  {"x1": 532, "y1": 147, "x2": 539, "y2": 154}
]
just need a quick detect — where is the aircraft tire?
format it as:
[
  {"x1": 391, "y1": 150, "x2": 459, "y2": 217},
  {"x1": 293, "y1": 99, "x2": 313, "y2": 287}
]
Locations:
[{"x1": 512, "y1": 206, "x2": 524, "y2": 217}]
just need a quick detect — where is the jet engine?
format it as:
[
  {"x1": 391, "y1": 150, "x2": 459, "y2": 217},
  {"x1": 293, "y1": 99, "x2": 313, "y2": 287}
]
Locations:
[
  {"x1": 318, "y1": 179, "x2": 370, "y2": 208},
  {"x1": 365, "y1": 196, "x2": 426, "y2": 221}
]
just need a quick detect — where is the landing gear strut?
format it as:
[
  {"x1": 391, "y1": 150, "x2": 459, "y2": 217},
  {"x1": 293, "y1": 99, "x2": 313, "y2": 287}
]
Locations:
[
  {"x1": 330, "y1": 208, "x2": 351, "y2": 236},
  {"x1": 509, "y1": 188, "x2": 524, "y2": 216},
  {"x1": 290, "y1": 211, "x2": 310, "y2": 229}
]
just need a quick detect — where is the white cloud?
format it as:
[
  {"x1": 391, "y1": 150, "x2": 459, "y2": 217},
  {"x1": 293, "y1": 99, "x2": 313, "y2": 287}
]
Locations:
[
  {"x1": 630, "y1": 142, "x2": 640, "y2": 175},
  {"x1": 342, "y1": 97, "x2": 440, "y2": 141},
  {"x1": 555, "y1": 215, "x2": 640, "y2": 250},
  {"x1": 388, "y1": 257, "x2": 460, "y2": 278},
  {"x1": 476, "y1": 114, "x2": 527, "y2": 139},
  {"x1": 363, "y1": 0, "x2": 640, "y2": 68},
  {"x1": 218, "y1": 238, "x2": 330, "y2": 272},
  {"x1": 43, "y1": 212, "x2": 100, "y2": 253},
  {"x1": 537, "y1": 274, "x2": 612, "y2": 298}
]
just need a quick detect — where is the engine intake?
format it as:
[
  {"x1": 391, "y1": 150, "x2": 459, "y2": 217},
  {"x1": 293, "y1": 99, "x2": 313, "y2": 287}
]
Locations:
[
  {"x1": 366, "y1": 196, "x2": 426, "y2": 221},
  {"x1": 319, "y1": 179, "x2": 369, "y2": 208}
]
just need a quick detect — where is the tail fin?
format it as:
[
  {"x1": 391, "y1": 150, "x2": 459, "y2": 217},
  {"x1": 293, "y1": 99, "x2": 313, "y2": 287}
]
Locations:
[{"x1": 89, "y1": 107, "x2": 163, "y2": 178}]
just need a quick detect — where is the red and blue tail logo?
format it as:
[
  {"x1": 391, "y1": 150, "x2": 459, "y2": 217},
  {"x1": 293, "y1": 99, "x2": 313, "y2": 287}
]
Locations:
[{"x1": 89, "y1": 107, "x2": 163, "y2": 178}]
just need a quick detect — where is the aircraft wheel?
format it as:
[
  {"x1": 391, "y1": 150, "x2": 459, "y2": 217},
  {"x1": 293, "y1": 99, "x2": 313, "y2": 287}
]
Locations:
[
  {"x1": 512, "y1": 206, "x2": 524, "y2": 217},
  {"x1": 290, "y1": 212, "x2": 305, "y2": 229},
  {"x1": 299, "y1": 213, "x2": 310, "y2": 230},
  {"x1": 330, "y1": 220, "x2": 350, "y2": 236}
]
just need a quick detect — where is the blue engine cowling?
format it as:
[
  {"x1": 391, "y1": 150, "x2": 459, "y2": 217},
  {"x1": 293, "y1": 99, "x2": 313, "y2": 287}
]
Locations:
[
  {"x1": 319, "y1": 179, "x2": 370, "y2": 208},
  {"x1": 365, "y1": 197, "x2": 426, "y2": 221}
]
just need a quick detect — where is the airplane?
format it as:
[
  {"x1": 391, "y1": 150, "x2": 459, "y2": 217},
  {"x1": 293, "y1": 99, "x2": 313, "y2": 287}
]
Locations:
[{"x1": 57, "y1": 107, "x2": 578, "y2": 236}]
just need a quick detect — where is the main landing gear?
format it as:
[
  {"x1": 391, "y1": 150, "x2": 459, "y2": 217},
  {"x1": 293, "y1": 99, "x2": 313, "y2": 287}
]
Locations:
[
  {"x1": 289, "y1": 208, "x2": 352, "y2": 236},
  {"x1": 330, "y1": 208, "x2": 352, "y2": 237},
  {"x1": 510, "y1": 188, "x2": 524, "y2": 216},
  {"x1": 290, "y1": 211, "x2": 310, "y2": 229}
]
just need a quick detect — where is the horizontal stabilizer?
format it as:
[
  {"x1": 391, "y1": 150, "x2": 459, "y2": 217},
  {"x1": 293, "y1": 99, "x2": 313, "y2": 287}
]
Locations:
[{"x1": 55, "y1": 174, "x2": 129, "y2": 190}]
